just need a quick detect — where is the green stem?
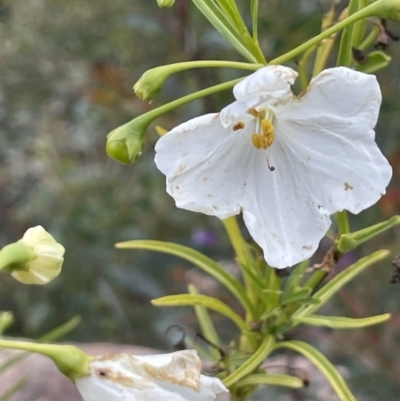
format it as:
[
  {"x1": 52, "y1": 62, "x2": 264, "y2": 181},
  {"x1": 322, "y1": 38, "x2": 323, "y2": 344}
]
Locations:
[
  {"x1": 0, "y1": 243, "x2": 36, "y2": 272},
  {"x1": 353, "y1": 0, "x2": 368, "y2": 46},
  {"x1": 298, "y1": 45, "x2": 316, "y2": 90},
  {"x1": 336, "y1": 210, "x2": 350, "y2": 236},
  {"x1": 337, "y1": 0, "x2": 360, "y2": 66},
  {"x1": 358, "y1": 23, "x2": 381, "y2": 50},
  {"x1": 132, "y1": 77, "x2": 243, "y2": 129},
  {"x1": 153, "y1": 60, "x2": 264, "y2": 73},
  {"x1": 222, "y1": 217, "x2": 259, "y2": 352},
  {"x1": 222, "y1": 217, "x2": 250, "y2": 268},
  {"x1": 269, "y1": 0, "x2": 389, "y2": 66}
]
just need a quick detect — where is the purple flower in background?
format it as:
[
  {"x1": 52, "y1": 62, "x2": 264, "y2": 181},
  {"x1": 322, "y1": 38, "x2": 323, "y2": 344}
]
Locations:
[{"x1": 191, "y1": 228, "x2": 218, "y2": 247}]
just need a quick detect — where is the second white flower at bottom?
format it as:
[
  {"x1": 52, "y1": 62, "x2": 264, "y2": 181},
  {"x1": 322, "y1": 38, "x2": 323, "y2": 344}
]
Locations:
[
  {"x1": 155, "y1": 66, "x2": 392, "y2": 268},
  {"x1": 75, "y1": 349, "x2": 227, "y2": 401}
]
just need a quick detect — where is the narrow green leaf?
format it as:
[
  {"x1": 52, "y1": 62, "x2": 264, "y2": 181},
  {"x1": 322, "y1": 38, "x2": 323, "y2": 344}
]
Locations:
[
  {"x1": 235, "y1": 372, "x2": 304, "y2": 389},
  {"x1": 215, "y1": 0, "x2": 244, "y2": 30},
  {"x1": 294, "y1": 250, "x2": 389, "y2": 320},
  {"x1": 188, "y1": 284, "x2": 221, "y2": 361},
  {"x1": 0, "y1": 376, "x2": 30, "y2": 401},
  {"x1": 39, "y1": 316, "x2": 81, "y2": 342},
  {"x1": 0, "y1": 353, "x2": 27, "y2": 375},
  {"x1": 192, "y1": 0, "x2": 258, "y2": 63},
  {"x1": 280, "y1": 288, "x2": 316, "y2": 306},
  {"x1": 281, "y1": 286, "x2": 311, "y2": 304},
  {"x1": 294, "y1": 313, "x2": 390, "y2": 329},
  {"x1": 337, "y1": 215, "x2": 400, "y2": 252},
  {"x1": 275, "y1": 341, "x2": 356, "y2": 401},
  {"x1": 282, "y1": 260, "x2": 310, "y2": 301},
  {"x1": 116, "y1": 240, "x2": 253, "y2": 315},
  {"x1": 223, "y1": 335, "x2": 275, "y2": 387},
  {"x1": 152, "y1": 294, "x2": 247, "y2": 330}
]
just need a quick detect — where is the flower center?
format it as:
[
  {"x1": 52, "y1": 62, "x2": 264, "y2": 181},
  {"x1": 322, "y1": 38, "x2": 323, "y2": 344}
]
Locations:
[{"x1": 249, "y1": 109, "x2": 275, "y2": 150}]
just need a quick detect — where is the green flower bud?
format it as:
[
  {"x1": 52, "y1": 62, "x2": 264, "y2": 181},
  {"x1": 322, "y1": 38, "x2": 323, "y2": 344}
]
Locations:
[
  {"x1": 133, "y1": 66, "x2": 170, "y2": 102},
  {"x1": 106, "y1": 118, "x2": 150, "y2": 164},
  {"x1": 372, "y1": 0, "x2": 400, "y2": 20},
  {"x1": 0, "y1": 339, "x2": 94, "y2": 380},
  {"x1": 157, "y1": 0, "x2": 175, "y2": 8}
]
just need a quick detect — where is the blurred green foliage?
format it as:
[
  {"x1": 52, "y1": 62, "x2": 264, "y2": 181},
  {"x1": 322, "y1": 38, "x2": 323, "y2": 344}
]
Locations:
[{"x1": 0, "y1": 0, "x2": 400, "y2": 399}]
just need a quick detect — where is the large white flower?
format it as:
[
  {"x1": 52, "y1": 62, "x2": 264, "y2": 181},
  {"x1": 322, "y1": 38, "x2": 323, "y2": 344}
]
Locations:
[
  {"x1": 155, "y1": 66, "x2": 392, "y2": 268},
  {"x1": 11, "y1": 226, "x2": 65, "y2": 285},
  {"x1": 75, "y1": 350, "x2": 228, "y2": 401}
]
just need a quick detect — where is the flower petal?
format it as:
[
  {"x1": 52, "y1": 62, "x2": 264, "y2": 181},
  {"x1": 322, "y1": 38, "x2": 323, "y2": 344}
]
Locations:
[
  {"x1": 20, "y1": 226, "x2": 56, "y2": 246},
  {"x1": 220, "y1": 65, "x2": 297, "y2": 127},
  {"x1": 239, "y1": 136, "x2": 332, "y2": 268},
  {"x1": 276, "y1": 67, "x2": 392, "y2": 215},
  {"x1": 11, "y1": 254, "x2": 63, "y2": 284},
  {"x1": 155, "y1": 113, "x2": 257, "y2": 220}
]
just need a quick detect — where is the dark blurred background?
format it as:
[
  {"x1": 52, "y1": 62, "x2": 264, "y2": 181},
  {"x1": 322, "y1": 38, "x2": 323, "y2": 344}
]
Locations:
[{"x1": 0, "y1": 0, "x2": 399, "y2": 399}]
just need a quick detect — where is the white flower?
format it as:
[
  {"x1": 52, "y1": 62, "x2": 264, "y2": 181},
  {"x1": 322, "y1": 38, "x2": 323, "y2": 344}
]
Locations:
[
  {"x1": 155, "y1": 66, "x2": 392, "y2": 268},
  {"x1": 11, "y1": 226, "x2": 65, "y2": 285},
  {"x1": 75, "y1": 350, "x2": 228, "y2": 401}
]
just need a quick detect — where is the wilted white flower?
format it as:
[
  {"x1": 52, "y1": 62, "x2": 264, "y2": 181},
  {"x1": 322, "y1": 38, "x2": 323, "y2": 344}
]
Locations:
[
  {"x1": 11, "y1": 226, "x2": 65, "y2": 285},
  {"x1": 155, "y1": 66, "x2": 392, "y2": 268},
  {"x1": 75, "y1": 350, "x2": 228, "y2": 401}
]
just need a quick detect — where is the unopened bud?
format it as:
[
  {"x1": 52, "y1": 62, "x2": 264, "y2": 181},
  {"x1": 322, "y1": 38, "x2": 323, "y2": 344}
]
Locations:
[
  {"x1": 369, "y1": 0, "x2": 400, "y2": 20},
  {"x1": 157, "y1": 0, "x2": 175, "y2": 8},
  {"x1": 106, "y1": 118, "x2": 149, "y2": 164}
]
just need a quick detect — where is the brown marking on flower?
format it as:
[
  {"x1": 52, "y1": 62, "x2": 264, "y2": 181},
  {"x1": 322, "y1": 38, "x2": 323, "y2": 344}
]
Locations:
[
  {"x1": 233, "y1": 121, "x2": 245, "y2": 131},
  {"x1": 143, "y1": 361, "x2": 201, "y2": 391},
  {"x1": 302, "y1": 245, "x2": 312, "y2": 250},
  {"x1": 248, "y1": 108, "x2": 260, "y2": 117},
  {"x1": 94, "y1": 367, "x2": 135, "y2": 387},
  {"x1": 344, "y1": 182, "x2": 354, "y2": 191}
]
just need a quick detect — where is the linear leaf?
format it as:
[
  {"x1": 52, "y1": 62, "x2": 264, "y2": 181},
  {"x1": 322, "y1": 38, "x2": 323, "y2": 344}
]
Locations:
[
  {"x1": 152, "y1": 294, "x2": 247, "y2": 330},
  {"x1": 235, "y1": 372, "x2": 304, "y2": 389},
  {"x1": 275, "y1": 341, "x2": 356, "y2": 401},
  {"x1": 39, "y1": 316, "x2": 81, "y2": 342},
  {"x1": 293, "y1": 250, "x2": 389, "y2": 320},
  {"x1": 0, "y1": 375, "x2": 29, "y2": 401},
  {"x1": 116, "y1": 240, "x2": 253, "y2": 315},
  {"x1": 223, "y1": 335, "x2": 275, "y2": 387},
  {"x1": 188, "y1": 284, "x2": 221, "y2": 361},
  {"x1": 294, "y1": 313, "x2": 390, "y2": 329},
  {"x1": 192, "y1": 0, "x2": 259, "y2": 63}
]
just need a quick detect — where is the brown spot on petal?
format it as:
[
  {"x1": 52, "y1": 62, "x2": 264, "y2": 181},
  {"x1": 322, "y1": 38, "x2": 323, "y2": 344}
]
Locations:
[
  {"x1": 143, "y1": 362, "x2": 201, "y2": 391},
  {"x1": 94, "y1": 367, "x2": 135, "y2": 387},
  {"x1": 344, "y1": 182, "x2": 354, "y2": 191},
  {"x1": 302, "y1": 245, "x2": 312, "y2": 250},
  {"x1": 233, "y1": 122, "x2": 245, "y2": 131}
]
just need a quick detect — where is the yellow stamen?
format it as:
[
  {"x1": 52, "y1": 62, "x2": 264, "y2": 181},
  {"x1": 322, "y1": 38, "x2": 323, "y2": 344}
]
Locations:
[
  {"x1": 261, "y1": 119, "x2": 275, "y2": 147},
  {"x1": 251, "y1": 118, "x2": 275, "y2": 150}
]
